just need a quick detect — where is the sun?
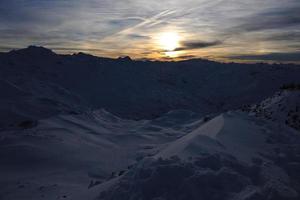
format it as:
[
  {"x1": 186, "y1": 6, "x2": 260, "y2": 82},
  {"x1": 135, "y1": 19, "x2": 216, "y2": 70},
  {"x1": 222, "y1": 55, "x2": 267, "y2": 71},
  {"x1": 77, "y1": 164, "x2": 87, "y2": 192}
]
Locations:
[{"x1": 158, "y1": 32, "x2": 180, "y2": 52}]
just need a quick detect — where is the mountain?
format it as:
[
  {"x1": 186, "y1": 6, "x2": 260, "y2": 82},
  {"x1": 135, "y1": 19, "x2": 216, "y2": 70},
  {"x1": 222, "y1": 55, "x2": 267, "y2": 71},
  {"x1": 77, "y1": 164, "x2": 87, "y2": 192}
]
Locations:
[
  {"x1": 0, "y1": 46, "x2": 299, "y2": 128},
  {"x1": 1, "y1": 46, "x2": 300, "y2": 200},
  {"x1": 247, "y1": 90, "x2": 300, "y2": 131}
]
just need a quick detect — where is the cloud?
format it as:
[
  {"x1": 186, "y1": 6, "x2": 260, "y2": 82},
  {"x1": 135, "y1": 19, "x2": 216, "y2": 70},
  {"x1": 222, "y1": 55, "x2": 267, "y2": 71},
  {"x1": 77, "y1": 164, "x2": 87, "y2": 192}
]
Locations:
[
  {"x1": 108, "y1": 18, "x2": 144, "y2": 27},
  {"x1": 231, "y1": 6, "x2": 300, "y2": 33},
  {"x1": 263, "y1": 32, "x2": 300, "y2": 42},
  {"x1": 126, "y1": 34, "x2": 151, "y2": 40},
  {"x1": 176, "y1": 55, "x2": 197, "y2": 60},
  {"x1": 174, "y1": 40, "x2": 221, "y2": 51},
  {"x1": 228, "y1": 52, "x2": 300, "y2": 62}
]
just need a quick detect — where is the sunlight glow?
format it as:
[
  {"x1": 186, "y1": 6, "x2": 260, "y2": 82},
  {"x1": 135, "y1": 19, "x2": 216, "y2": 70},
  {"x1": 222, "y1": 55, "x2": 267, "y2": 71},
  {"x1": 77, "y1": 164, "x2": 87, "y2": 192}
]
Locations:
[
  {"x1": 165, "y1": 51, "x2": 180, "y2": 58},
  {"x1": 158, "y1": 32, "x2": 180, "y2": 51}
]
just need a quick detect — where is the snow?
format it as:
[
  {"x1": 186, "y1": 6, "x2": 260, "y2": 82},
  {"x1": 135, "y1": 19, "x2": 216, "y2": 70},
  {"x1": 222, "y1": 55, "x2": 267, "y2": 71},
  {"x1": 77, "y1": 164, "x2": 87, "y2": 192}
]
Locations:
[
  {"x1": 248, "y1": 90, "x2": 300, "y2": 131},
  {"x1": 0, "y1": 109, "x2": 204, "y2": 200},
  {"x1": 156, "y1": 114, "x2": 224, "y2": 159},
  {"x1": 3, "y1": 108, "x2": 299, "y2": 199},
  {"x1": 96, "y1": 112, "x2": 300, "y2": 200},
  {"x1": 156, "y1": 112, "x2": 273, "y2": 163},
  {"x1": 1, "y1": 46, "x2": 300, "y2": 200}
]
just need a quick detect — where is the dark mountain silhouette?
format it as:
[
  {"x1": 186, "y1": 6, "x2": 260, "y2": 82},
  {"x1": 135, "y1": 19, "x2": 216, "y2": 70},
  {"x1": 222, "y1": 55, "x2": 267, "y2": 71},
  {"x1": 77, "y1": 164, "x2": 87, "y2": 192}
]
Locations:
[{"x1": 0, "y1": 46, "x2": 299, "y2": 128}]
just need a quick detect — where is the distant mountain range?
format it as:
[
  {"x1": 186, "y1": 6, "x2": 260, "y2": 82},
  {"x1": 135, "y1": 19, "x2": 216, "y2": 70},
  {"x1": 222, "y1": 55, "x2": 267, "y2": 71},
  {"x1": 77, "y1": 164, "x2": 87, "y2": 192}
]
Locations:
[{"x1": 0, "y1": 46, "x2": 299, "y2": 128}]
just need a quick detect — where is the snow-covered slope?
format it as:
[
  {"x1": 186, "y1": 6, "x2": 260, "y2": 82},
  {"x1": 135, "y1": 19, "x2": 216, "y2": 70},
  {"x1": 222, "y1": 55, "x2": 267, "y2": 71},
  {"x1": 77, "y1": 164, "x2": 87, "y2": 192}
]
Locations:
[
  {"x1": 97, "y1": 112, "x2": 300, "y2": 200},
  {"x1": 1, "y1": 102, "x2": 300, "y2": 199},
  {"x1": 247, "y1": 90, "x2": 300, "y2": 131},
  {"x1": 0, "y1": 109, "x2": 205, "y2": 200}
]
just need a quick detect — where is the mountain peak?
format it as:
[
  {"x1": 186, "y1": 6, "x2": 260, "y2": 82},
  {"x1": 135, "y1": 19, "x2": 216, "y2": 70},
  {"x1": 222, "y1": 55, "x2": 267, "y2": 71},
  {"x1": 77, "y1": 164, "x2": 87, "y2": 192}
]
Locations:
[
  {"x1": 73, "y1": 52, "x2": 95, "y2": 58},
  {"x1": 117, "y1": 56, "x2": 132, "y2": 62},
  {"x1": 10, "y1": 46, "x2": 56, "y2": 57}
]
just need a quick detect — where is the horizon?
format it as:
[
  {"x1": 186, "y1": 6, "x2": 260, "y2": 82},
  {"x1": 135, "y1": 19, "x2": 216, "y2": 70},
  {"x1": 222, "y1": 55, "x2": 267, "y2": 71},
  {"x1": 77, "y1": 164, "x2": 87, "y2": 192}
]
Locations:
[
  {"x1": 1, "y1": 0, "x2": 300, "y2": 63},
  {"x1": 2, "y1": 45, "x2": 300, "y2": 65}
]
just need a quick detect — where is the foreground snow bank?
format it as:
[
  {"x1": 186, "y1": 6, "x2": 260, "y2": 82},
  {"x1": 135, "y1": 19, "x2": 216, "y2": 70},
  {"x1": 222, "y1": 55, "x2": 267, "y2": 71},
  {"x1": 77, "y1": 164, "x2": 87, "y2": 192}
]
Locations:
[
  {"x1": 0, "y1": 109, "x2": 204, "y2": 200},
  {"x1": 97, "y1": 112, "x2": 300, "y2": 200},
  {"x1": 99, "y1": 155, "x2": 299, "y2": 200}
]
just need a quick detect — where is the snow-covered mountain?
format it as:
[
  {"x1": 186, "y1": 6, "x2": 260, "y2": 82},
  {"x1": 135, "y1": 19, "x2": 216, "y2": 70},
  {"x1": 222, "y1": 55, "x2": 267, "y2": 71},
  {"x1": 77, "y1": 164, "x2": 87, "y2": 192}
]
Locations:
[
  {"x1": 1, "y1": 46, "x2": 300, "y2": 200},
  {"x1": 246, "y1": 90, "x2": 300, "y2": 131},
  {"x1": 1, "y1": 46, "x2": 300, "y2": 128}
]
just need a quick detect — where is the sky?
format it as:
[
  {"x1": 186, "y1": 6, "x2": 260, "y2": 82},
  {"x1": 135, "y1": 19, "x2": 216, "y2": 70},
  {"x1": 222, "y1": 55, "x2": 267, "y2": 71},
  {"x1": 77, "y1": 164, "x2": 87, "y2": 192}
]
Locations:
[{"x1": 0, "y1": 0, "x2": 300, "y2": 62}]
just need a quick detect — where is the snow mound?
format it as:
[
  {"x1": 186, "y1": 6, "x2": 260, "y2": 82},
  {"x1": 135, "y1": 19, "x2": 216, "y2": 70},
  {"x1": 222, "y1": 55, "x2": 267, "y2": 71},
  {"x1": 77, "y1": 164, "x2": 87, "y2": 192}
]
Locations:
[
  {"x1": 99, "y1": 155, "x2": 300, "y2": 200},
  {"x1": 156, "y1": 112, "x2": 278, "y2": 163},
  {"x1": 97, "y1": 112, "x2": 300, "y2": 200},
  {"x1": 155, "y1": 114, "x2": 224, "y2": 159}
]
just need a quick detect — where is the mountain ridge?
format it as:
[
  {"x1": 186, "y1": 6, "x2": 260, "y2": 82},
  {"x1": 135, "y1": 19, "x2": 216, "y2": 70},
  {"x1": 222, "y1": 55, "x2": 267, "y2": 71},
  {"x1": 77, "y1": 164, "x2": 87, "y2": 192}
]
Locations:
[
  {"x1": 1, "y1": 46, "x2": 300, "y2": 128},
  {"x1": 4, "y1": 46, "x2": 300, "y2": 65}
]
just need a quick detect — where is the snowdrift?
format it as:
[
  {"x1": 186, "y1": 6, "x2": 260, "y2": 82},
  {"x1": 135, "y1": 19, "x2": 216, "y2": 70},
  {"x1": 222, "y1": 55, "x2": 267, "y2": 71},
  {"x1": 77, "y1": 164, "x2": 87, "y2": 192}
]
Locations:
[{"x1": 98, "y1": 112, "x2": 300, "y2": 200}]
